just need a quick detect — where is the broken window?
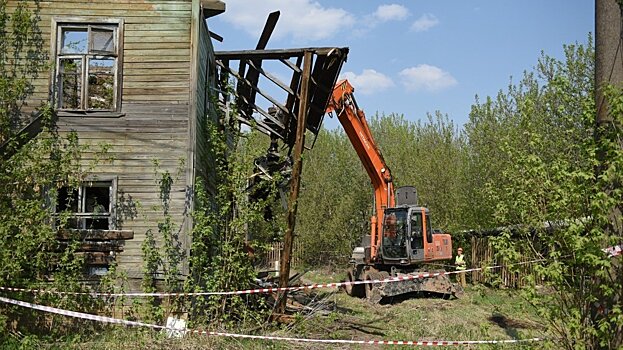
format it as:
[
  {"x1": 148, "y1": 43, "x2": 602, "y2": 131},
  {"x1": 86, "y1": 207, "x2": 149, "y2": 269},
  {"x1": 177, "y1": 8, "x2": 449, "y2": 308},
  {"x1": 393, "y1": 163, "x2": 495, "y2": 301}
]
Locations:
[
  {"x1": 56, "y1": 180, "x2": 115, "y2": 230},
  {"x1": 55, "y1": 23, "x2": 120, "y2": 111}
]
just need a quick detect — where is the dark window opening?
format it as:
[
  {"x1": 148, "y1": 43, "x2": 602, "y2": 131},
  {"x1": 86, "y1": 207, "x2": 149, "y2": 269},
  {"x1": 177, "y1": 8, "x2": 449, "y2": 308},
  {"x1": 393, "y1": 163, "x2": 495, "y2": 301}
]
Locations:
[
  {"x1": 382, "y1": 211, "x2": 408, "y2": 259},
  {"x1": 410, "y1": 212, "x2": 424, "y2": 250},
  {"x1": 426, "y1": 214, "x2": 433, "y2": 244},
  {"x1": 55, "y1": 181, "x2": 114, "y2": 230}
]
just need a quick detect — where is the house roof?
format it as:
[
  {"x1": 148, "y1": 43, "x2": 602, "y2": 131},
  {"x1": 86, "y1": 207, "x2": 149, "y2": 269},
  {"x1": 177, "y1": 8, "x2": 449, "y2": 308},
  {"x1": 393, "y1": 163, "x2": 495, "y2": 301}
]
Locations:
[
  {"x1": 201, "y1": 0, "x2": 225, "y2": 18},
  {"x1": 215, "y1": 47, "x2": 349, "y2": 149}
]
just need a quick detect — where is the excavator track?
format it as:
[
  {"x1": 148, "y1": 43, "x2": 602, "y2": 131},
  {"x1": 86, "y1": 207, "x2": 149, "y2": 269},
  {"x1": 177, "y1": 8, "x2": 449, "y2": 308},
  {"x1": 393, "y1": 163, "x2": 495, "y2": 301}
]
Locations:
[{"x1": 359, "y1": 269, "x2": 463, "y2": 303}]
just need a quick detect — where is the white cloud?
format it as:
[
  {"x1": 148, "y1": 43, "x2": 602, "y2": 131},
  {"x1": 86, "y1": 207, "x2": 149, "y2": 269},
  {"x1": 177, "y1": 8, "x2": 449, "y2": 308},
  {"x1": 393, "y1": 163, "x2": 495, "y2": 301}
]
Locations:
[
  {"x1": 373, "y1": 4, "x2": 410, "y2": 22},
  {"x1": 411, "y1": 13, "x2": 439, "y2": 32},
  {"x1": 340, "y1": 69, "x2": 394, "y2": 95},
  {"x1": 399, "y1": 65, "x2": 457, "y2": 92},
  {"x1": 219, "y1": 0, "x2": 355, "y2": 41}
]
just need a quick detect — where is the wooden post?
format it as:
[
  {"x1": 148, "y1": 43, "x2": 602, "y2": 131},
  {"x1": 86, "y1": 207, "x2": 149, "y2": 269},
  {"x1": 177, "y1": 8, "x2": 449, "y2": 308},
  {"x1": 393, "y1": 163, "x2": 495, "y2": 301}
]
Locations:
[{"x1": 276, "y1": 50, "x2": 313, "y2": 315}]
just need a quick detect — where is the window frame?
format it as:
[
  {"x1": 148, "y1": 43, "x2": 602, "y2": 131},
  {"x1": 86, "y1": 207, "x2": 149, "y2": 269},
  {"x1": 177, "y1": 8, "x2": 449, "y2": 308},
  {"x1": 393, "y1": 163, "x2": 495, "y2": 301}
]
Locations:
[
  {"x1": 54, "y1": 177, "x2": 118, "y2": 231},
  {"x1": 51, "y1": 18, "x2": 124, "y2": 115}
]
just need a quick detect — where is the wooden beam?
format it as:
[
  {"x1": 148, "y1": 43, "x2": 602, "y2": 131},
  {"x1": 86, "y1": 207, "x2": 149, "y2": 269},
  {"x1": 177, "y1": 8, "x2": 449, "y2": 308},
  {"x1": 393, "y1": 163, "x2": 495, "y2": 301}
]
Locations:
[
  {"x1": 57, "y1": 229, "x2": 134, "y2": 240},
  {"x1": 76, "y1": 252, "x2": 114, "y2": 266},
  {"x1": 277, "y1": 50, "x2": 313, "y2": 315},
  {"x1": 215, "y1": 47, "x2": 343, "y2": 60},
  {"x1": 0, "y1": 112, "x2": 45, "y2": 161}
]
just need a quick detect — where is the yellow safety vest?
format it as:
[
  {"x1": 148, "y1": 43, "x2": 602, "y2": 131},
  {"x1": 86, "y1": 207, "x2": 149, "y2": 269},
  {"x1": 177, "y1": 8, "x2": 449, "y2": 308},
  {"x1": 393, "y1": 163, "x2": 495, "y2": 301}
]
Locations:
[{"x1": 455, "y1": 254, "x2": 466, "y2": 271}]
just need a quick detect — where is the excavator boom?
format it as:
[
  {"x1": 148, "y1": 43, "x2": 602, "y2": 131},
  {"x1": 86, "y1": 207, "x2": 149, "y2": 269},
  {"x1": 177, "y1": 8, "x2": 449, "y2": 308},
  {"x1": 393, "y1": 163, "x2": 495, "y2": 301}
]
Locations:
[{"x1": 326, "y1": 80, "x2": 394, "y2": 262}]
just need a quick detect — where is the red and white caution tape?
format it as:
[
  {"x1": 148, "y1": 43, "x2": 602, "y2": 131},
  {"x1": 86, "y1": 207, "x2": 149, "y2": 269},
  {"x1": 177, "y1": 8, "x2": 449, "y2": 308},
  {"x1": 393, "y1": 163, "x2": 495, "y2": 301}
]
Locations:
[
  {"x1": 604, "y1": 244, "x2": 622, "y2": 258},
  {"x1": 0, "y1": 259, "x2": 544, "y2": 298},
  {"x1": 0, "y1": 296, "x2": 543, "y2": 346}
]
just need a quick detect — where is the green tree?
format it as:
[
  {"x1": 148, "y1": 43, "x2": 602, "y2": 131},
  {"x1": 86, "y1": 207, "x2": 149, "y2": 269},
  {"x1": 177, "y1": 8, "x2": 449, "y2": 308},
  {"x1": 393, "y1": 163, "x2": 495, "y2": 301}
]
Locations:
[
  {"x1": 297, "y1": 127, "x2": 370, "y2": 266},
  {"x1": 467, "y1": 38, "x2": 623, "y2": 348},
  {"x1": 0, "y1": 0, "x2": 100, "y2": 338},
  {"x1": 187, "y1": 122, "x2": 273, "y2": 326}
]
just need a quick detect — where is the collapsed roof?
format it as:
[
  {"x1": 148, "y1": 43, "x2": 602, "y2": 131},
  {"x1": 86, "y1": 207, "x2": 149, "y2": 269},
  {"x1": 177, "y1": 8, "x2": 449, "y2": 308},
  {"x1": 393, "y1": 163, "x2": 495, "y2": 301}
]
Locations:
[{"x1": 214, "y1": 12, "x2": 349, "y2": 150}]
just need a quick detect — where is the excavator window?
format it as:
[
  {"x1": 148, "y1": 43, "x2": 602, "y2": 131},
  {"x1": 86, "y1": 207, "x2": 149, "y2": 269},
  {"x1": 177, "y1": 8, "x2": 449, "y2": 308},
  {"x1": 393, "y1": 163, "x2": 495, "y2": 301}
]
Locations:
[
  {"x1": 426, "y1": 214, "x2": 433, "y2": 244},
  {"x1": 410, "y1": 213, "x2": 424, "y2": 250},
  {"x1": 382, "y1": 210, "x2": 408, "y2": 259}
]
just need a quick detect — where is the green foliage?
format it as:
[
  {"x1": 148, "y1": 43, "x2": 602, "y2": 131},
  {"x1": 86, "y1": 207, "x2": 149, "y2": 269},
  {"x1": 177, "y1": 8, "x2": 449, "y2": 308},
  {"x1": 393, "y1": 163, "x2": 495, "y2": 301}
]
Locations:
[
  {"x1": 0, "y1": 0, "x2": 46, "y2": 141},
  {"x1": 467, "y1": 38, "x2": 622, "y2": 349},
  {"x1": 0, "y1": 1, "x2": 109, "y2": 341},
  {"x1": 139, "y1": 160, "x2": 187, "y2": 322},
  {"x1": 296, "y1": 127, "x2": 370, "y2": 266},
  {"x1": 372, "y1": 112, "x2": 468, "y2": 232},
  {"x1": 186, "y1": 121, "x2": 272, "y2": 327}
]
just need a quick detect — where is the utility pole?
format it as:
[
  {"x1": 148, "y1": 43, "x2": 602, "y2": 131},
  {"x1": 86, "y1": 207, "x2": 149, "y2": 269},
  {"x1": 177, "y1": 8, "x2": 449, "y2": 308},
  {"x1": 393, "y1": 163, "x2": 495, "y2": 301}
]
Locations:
[
  {"x1": 595, "y1": 0, "x2": 623, "y2": 123},
  {"x1": 595, "y1": 0, "x2": 623, "y2": 232},
  {"x1": 594, "y1": 1, "x2": 623, "y2": 349}
]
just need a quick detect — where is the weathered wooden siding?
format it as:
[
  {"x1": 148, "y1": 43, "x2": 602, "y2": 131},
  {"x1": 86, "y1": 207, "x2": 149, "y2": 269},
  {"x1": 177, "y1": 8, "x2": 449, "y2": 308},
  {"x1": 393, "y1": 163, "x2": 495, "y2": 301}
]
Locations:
[
  {"x1": 9, "y1": 0, "x2": 198, "y2": 280},
  {"x1": 9, "y1": 1, "x2": 193, "y2": 109},
  {"x1": 194, "y1": 13, "x2": 218, "y2": 194}
]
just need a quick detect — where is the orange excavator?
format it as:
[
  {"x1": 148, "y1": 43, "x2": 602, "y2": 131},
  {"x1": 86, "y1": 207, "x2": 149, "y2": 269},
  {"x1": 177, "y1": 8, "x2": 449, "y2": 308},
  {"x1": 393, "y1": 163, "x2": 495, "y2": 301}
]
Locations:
[{"x1": 326, "y1": 80, "x2": 462, "y2": 302}]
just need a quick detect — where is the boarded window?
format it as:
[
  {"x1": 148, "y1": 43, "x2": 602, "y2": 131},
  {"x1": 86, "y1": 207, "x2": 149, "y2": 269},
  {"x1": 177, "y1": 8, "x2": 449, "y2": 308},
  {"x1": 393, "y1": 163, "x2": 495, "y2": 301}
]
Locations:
[{"x1": 55, "y1": 23, "x2": 120, "y2": 111}]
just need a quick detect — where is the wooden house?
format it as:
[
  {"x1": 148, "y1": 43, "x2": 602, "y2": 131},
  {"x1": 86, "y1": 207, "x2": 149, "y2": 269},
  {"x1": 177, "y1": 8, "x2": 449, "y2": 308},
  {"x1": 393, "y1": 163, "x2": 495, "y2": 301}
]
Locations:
[
  {"x1": 7, "y1": 0, "x2": 226, "y2": 281},
  {"x1": 3, "y1": 0, "x2": 350, "y2": 289}
]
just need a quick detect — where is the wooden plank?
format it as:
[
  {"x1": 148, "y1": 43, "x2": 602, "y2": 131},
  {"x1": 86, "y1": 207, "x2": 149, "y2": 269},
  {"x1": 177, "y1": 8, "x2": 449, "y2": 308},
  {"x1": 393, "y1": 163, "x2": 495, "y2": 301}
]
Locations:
[
  {"x1": 77, "y1": 252, "x2": 114, "y2": 266},
  {"x1": 124, "y1": 55, "x2": 189, "y2": 63},
  {"x1": 58, "y1": 229, "x2": 134, "y2": 240},
  {"x1": 57, "y1": 241, "x2": 126, "y2": 253},
  {"x1": 125, "y1": 36, "x2": 190, "y2": 44},
  {"x1": 55, "y1": 131, "x2": 188, "y2": 140},
  {"x1": 123, "y1": 61, "x2": 190, "y2": 67},
  {"x1": 122, "y1": 114, "x2": 188, "y2": 121},
  {"x1": 10, "y1": 1, "x2": 191, "y2": 11},
  {"x1": 117, "y1": 190, "x2": 189, "y2": 199},
  {"x1": 123, "y1": 87, "x2": 189, "y2": 95},
  {"x1": 124, "y1": 48, "x2": 191, "y2": 57},
  {"x1": 73, "y1": 138, "x2": 187, "y2": 146},
  {"x1": 126, "y1": 23, "x2": 190, "y2": 31},
  {"x1": 64, "y1": 117, "x2": 189, "y2": 125},
  {"x1": 31, "y1": 10, "x2": 191, "y2": 18},
  {"x1": 124, "y1": 68, "x2": 190, "y2": 75},
  {"x1": 124, "y1": 30, "x2": 189, "y2": 38},
  {"x1": 90, "y1": 151, "x2": 187, "y2": 160},
  {"x1": 22, "y1": 14, "x2": 191, "y2": 26},
  {"x1": 124, "y1": 81, "x2": 190, "y2": 88},
  {"x1": 68, "y1": 166, "x2": 187, "y2": 174},
  {"x1": 123, "y1": 75, "x2": 189, "y2": 83},
  {"x1": 122, "y1": 94, "x2": 190, "y2": 101},
  {"x1": 124, "y1": 41, "x2": 190, "y2": 50},
  {"x1": 118, "y1": 180, "x2": 188, "y2": 187},
  {"x1": 121, "y1": 103, "x2": 189, "y2": 113}
]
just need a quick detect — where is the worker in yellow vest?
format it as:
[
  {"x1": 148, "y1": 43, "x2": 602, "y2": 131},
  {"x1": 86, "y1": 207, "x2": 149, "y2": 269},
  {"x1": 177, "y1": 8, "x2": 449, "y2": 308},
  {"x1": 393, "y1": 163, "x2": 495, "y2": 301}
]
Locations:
[{"x1": 455, "y1": 247, "x2": 466, "y2": 287}]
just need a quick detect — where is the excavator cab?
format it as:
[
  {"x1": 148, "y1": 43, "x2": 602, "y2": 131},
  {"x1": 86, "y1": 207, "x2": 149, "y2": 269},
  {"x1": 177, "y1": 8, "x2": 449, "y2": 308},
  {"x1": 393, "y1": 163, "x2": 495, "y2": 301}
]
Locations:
[{"x1": 380, "y1": 206, "x2": 447, "y2": 264}]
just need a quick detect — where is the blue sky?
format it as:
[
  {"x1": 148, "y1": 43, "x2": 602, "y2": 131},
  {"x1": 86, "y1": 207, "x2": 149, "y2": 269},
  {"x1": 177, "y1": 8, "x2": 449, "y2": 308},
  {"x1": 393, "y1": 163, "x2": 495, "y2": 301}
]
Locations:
[{"x1": 209, "y1": 1, "x2": 594, "y2": 130}]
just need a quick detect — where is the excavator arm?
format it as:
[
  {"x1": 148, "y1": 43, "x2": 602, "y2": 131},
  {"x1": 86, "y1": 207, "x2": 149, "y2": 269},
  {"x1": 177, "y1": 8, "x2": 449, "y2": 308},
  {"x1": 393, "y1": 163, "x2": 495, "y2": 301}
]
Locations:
[{"x1": 326, "y1": 80, "x2": 395, "y2": 261}]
